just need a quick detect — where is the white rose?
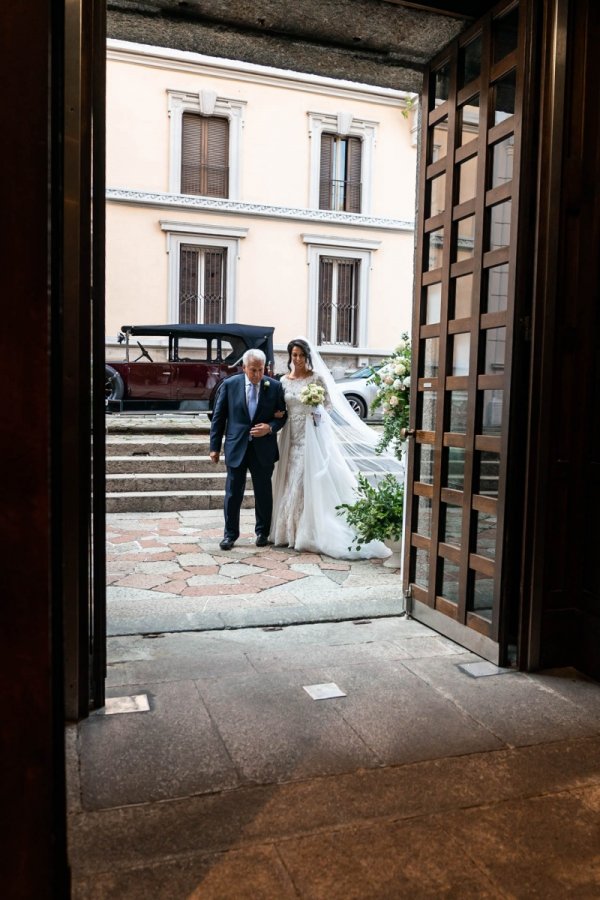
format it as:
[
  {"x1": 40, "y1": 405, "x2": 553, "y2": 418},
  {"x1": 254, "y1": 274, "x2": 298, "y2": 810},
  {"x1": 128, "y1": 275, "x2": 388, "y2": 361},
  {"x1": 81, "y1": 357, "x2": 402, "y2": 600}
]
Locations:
[
  {"x1": 403, "y1": 376, "x2": 411, "y2": 387},
  {"x1": 384, "y1": 375, "x2": 394, "y2": 385},
  {"x1": 389, "y1": 395, "x2": 400, "y2": 407},
  {"x1": 393, "y1": 379, "x2": 403, "y2": 390},
  {"x1": 394, "y1": 364, "x2": 406, "y2": 376}
]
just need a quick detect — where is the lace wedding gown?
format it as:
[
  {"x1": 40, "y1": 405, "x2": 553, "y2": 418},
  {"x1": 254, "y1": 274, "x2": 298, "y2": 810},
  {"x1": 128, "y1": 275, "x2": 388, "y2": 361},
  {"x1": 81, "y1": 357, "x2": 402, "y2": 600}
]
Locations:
[{"x1": 269, "y1": 373, "x2": 391, "y2": 559}]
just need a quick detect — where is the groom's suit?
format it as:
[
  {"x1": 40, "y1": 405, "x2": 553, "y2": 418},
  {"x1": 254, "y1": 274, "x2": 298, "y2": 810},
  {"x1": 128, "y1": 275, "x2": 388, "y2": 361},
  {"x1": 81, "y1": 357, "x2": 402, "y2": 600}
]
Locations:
[{"x1": 210, "y1": 373, "x2": 287, "y2": 542}]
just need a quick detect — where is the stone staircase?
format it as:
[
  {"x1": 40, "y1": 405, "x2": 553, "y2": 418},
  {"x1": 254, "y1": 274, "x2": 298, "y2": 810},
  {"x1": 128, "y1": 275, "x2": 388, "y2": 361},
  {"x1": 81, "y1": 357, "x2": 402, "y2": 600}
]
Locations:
[{"x1": 105, "y1": 414, "x2": 254, "y2": 513}]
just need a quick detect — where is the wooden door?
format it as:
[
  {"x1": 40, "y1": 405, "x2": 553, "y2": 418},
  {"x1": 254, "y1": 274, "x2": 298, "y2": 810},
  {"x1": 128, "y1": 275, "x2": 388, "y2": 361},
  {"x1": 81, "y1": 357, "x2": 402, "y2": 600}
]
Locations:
[{"x1": 403, "y1": 0, "x2": 531, "y2": 664}]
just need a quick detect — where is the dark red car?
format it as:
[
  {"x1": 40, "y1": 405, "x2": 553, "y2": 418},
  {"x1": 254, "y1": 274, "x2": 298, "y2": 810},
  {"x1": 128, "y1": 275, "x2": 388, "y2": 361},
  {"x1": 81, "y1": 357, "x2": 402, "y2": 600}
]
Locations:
[{"x1": 105, "y1": 323, "x2": 275, "y2": 413}]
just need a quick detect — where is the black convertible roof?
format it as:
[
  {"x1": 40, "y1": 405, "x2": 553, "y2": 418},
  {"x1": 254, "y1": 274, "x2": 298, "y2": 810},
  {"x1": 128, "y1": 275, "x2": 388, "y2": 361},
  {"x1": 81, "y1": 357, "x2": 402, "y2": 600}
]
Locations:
[{"x1": 120, "y1": 323, "x2": 274, "y2": 348}]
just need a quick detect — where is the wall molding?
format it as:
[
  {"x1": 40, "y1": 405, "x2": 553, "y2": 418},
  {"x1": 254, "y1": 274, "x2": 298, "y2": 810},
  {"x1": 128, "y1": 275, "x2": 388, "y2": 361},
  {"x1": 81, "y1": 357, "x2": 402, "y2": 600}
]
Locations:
[{"x1": 107, "y1": 188, "x2": 414, "y2": 232}]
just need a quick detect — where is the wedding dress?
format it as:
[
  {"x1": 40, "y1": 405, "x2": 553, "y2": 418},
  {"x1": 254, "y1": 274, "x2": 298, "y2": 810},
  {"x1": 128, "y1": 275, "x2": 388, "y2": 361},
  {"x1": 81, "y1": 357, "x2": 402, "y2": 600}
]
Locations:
[{"x1": 269, "y1": 342, "x2": 405, "y2": 560}]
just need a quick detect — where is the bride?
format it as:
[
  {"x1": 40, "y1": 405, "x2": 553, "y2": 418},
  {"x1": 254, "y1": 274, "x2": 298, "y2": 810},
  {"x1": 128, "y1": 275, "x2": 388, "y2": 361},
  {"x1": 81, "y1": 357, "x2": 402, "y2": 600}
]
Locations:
[{"x1": 269, "y1": 338, "x2": 405, "y2": 560}]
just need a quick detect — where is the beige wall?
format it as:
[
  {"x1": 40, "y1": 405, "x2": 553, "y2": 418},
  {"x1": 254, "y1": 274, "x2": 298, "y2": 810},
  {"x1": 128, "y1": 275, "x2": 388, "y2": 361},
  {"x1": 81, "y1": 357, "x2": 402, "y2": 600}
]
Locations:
[{"x1": 106, "y1": 41, "x2": 417, "y2": 364}]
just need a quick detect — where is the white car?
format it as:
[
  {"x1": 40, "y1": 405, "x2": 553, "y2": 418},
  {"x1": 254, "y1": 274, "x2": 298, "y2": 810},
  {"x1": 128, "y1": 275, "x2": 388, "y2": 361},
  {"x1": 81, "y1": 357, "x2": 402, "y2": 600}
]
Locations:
[{"x1": 334, "y1": 366, "x2": 382, "y2": 420}]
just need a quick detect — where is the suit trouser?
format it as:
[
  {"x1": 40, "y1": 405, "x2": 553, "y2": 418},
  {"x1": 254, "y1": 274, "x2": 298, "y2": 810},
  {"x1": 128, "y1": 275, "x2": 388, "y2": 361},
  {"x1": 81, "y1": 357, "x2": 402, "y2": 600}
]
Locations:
[{"x1": 224, "y1": 441, "x2": 274, "y2": 541}]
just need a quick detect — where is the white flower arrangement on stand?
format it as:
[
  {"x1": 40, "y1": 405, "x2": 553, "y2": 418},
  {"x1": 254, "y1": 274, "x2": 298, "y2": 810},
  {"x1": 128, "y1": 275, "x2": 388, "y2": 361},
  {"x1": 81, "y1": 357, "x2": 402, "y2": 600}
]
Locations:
[{"x1": 368, "y1": 332, "x2": 411, "y2": 460}]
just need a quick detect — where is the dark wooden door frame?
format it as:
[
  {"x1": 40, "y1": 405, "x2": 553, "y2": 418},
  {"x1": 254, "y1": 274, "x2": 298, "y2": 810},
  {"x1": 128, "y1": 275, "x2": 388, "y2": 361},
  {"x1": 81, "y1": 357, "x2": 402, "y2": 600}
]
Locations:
[
  {"x1": 520, "y1": 0, "x2": 600, "y2": 678},
  {"x1": 62, "y1": 0, "x2": 107, "y2": 722}
]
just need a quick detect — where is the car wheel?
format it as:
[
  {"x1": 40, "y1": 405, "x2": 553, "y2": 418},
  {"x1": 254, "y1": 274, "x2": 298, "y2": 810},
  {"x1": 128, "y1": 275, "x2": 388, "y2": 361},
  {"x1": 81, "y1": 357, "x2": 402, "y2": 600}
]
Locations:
[
  {"x1": 105, "y1": 365, "x2": 124, "y2": 402},
  {"x1": 344, "y1": 393, "x2": 367, "y2": 419}
]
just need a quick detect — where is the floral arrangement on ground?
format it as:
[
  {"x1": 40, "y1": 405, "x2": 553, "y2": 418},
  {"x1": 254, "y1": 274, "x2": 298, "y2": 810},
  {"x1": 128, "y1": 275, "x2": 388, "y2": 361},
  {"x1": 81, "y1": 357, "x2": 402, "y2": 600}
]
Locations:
[{"x1": 336, "y1": 472, "x2": 404, "y2": 551}]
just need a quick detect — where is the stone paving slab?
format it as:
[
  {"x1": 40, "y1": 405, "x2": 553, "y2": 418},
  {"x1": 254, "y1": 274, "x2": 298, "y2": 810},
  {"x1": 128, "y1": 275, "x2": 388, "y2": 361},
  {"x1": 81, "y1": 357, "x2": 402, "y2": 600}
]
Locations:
[
  {"x1": 72, "y1": 845, "x2": 298, "y2": 900},
  {"x1": 106, "y1": 509, "x2": 404, "y2": 635},
  {"x1": 78, "y1": 680, "x2": 239, "y2": 809},
  {"x1": 68, "y1": 734, "x2": 600, "y2": 897},
  {"x1": 403, "y1": 654, "x2": 600, "y2": 746}
]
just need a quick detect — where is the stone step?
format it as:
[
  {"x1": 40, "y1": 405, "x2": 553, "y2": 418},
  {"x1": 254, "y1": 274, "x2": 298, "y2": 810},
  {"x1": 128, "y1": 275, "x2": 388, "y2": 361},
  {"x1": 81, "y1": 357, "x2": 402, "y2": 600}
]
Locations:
[
  {"x1": 106, "y1": 437, "x2": 210, "y2": 457},
  {"x1": 106, "y1": 472, "x2": 239, "y2": 493},
  {"x1": 106, "y1": 489, "x2": 254, "y2": 514},
  {"x1": 105, "y1": 413, "x2": 211, "y2": 435},
  {"x1": 106, "y1": 455, "x2": 214, "y2": 474},
  {"x1": 104, "y1": 416, "x2": 247, "y2": 512}
]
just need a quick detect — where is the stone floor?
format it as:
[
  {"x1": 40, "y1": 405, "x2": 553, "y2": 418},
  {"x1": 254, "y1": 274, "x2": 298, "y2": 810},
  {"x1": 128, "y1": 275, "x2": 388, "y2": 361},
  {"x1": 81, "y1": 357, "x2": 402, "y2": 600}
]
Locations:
[
  {"x1": 106, "y1": 509, "x2": 404, "y2": 635},
  {"x1": 66, "y1": 510, "x2": 600, "y2": 898}
]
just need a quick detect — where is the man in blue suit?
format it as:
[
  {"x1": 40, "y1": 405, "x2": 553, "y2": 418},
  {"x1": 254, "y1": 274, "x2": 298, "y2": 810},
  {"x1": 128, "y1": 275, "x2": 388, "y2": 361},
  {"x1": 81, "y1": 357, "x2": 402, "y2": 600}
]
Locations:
[{"x1": 209, "y1": 348, "x2": 287, "y2": 550}]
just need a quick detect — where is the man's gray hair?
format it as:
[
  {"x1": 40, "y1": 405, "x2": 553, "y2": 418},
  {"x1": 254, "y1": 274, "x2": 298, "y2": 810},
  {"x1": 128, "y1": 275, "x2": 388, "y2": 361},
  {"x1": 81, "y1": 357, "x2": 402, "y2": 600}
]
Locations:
[{"x1": 243, "y1": 348, "x2": 266, "y2": 366}]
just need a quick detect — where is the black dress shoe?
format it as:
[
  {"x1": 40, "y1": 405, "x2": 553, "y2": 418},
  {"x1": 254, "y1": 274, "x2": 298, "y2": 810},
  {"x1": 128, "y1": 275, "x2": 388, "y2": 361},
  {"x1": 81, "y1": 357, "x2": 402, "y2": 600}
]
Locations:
[
  {"x1": 219, "y1": 538, "x2": 234, "y2": 550},
  {"x1": 255, "y1": 534, "x2": 270, "y2": 547}
]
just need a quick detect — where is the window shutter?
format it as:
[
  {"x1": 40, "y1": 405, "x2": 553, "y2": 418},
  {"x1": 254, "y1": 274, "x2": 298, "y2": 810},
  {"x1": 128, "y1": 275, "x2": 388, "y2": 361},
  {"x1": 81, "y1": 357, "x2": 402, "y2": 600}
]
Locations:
[
  {"x1": 345, "y1": 137, "x2": 362, "y2": 213},
  {"x1": 179, "y1": 245, "x2": 199, "y2": 324},
  {"x1": 318, "y1": 258, "x2": 334, "y2": 342},
  {"x1": 205, "y1": 117, "x2": 229, "y2": 197},
  {"x1": 203, "y1": 249, "x2": 226, "y2": 323},
  {"x1": 181, "y1": 114, "x2": 229, "y2": 198},
  {"x1": 181, "y1": 114, "x2": 202, "y2": 195},
  {"x1": 318, "y1": 257, "x2": 359, "y2": 346},
  {"x1": 336, "y1": 260, "x2": 358, "y2": 343},
  {"x1": 319, "y1": 133, "x2": 334, "y2": 210}
]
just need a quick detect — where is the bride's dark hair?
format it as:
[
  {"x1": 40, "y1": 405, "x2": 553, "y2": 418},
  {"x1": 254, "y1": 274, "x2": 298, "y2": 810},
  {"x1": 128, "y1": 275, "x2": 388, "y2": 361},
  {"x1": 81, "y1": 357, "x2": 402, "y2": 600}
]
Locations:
[{"x1": 286, "y1": 338, "x2": 313, "y2": 372}]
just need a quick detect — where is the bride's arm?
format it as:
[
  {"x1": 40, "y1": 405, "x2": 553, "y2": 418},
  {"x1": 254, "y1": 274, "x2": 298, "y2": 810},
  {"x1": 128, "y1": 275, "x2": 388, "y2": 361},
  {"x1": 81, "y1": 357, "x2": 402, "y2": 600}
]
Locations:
[
  {"x1": 273, "y1": 374, "x2": 287, "y2": 418},
  {"x1": 316, "y1": 374, "x2": 333, "y2": 412}
]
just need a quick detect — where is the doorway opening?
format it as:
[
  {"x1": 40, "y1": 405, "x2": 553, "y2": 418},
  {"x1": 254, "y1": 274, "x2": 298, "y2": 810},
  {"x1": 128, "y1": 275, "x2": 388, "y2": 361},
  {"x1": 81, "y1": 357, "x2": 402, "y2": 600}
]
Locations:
[{"x1": 104, "y1": 42, "x2": 417, "y2": 644}]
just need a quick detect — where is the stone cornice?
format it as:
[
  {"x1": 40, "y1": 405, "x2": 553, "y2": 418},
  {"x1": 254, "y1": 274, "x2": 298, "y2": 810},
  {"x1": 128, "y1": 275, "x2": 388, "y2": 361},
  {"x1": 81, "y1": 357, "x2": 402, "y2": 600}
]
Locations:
[
  {"x1": 107, "y1": 39, "x2": 415, "y2": 109},
  {"x1": 106, "y1": 188, "x2": 414, "y2": 232}
]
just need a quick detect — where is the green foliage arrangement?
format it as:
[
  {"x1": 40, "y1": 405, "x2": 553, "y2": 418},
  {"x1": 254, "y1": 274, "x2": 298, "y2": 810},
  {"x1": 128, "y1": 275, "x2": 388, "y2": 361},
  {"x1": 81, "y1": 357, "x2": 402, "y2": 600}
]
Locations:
[
  {"x1": 368, "y1": 332, "x2": 411, "y2": 460},
  {"x1": 336, "y1": 472, "x2": 404, "y2": 551}
]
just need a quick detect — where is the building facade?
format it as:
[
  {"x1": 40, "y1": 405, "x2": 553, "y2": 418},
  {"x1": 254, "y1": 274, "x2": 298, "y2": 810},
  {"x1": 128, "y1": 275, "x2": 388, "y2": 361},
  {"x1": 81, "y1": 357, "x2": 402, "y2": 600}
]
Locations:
[{"x1": 106, "y1": 40, "x2": 417, "y2": 373}]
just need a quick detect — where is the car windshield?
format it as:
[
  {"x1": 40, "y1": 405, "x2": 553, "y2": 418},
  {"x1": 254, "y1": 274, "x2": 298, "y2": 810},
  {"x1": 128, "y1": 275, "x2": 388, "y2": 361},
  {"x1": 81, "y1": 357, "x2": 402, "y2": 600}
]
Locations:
[{"x1": 347, "y1": 366, "x2": 380, "y2": 379}]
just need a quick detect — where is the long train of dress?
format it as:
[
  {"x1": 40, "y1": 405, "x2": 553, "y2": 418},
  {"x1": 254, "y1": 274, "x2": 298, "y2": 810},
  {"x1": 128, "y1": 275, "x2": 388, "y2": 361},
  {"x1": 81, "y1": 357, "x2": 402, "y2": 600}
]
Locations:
[{"x1": 269, "y1": 374, "x2": 391, "y2": 559}]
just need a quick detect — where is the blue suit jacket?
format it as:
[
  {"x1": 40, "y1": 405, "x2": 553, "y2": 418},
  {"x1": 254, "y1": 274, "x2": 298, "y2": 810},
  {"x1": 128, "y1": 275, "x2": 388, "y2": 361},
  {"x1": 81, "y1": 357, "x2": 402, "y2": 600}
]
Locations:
[{"x1": 209, "y1": 374, "x2": 287, "y2": 468}]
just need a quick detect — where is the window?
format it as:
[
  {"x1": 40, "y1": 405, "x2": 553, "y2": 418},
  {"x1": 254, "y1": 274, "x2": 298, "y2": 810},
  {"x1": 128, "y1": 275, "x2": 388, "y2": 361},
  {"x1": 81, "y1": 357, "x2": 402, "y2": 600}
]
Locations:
[
  {"x1": 168, "y1": 91, "x2": 245, "y2": 200},
  {"x1": 318, "y1": 257, "x2": 360, "y2": 344},
  {"x1": 181, "y1": 114, "x2": 229, "y2": 198},
  {"x1": 179, "y1": 245, "x2": 226, "y2": 323},
  {"x1": 308, "y1": 112, "x2": 376, "y2": 214},
  {"x1": 304, "y1": 235, "x2": 378, "y2": 349},
  {"x1": 161, "y1": 222, "x2": 248, "y2": 323},
  {"x1": 319, "y1": 134, "x2": 362, "y2": 213}
]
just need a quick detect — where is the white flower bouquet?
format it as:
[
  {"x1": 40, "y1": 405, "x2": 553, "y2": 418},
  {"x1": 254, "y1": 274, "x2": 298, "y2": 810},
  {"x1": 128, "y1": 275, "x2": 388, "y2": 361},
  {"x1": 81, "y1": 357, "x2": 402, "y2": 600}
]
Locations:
[{"x1": 299, "y1": 383, "x2": 325, "y2": 407}]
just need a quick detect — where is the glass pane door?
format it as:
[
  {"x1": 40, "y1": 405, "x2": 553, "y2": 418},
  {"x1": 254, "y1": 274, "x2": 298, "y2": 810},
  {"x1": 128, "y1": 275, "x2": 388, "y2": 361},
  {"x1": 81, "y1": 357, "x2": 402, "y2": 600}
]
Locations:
[{"x1": 403, "y1": 0, "x2": 525, "y2": 663}]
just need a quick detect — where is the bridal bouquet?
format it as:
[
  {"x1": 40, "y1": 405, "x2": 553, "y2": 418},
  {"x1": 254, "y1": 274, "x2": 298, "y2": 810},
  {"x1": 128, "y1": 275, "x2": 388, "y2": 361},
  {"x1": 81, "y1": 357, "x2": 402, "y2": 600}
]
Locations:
[
  {"x1": 299, "y1": 383, "x2": 325, "y2": 407},
  {"x1": 299, "y1": 381, "x2": 325, "y2": 426}
]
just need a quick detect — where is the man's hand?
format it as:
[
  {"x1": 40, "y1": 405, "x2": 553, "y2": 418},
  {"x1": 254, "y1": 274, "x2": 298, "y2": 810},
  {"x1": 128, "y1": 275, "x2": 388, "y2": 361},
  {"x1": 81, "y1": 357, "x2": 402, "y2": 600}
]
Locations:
[
  {"x1": 249, "y1": 422, "x2": 272, "y2": 438},
  {"x1": 274, "y1": 409, "x2": 285, "y2": 419},
  {"x1": 209, "y1": 450, "x2": 220, "y2": 464}
]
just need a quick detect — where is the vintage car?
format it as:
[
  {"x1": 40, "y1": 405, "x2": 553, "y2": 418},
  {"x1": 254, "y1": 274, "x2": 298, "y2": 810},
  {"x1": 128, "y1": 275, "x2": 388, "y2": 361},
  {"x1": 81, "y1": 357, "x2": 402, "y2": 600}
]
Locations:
[{"x1": 105, "y1": 323, "x2": 275, "y2": 413}]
